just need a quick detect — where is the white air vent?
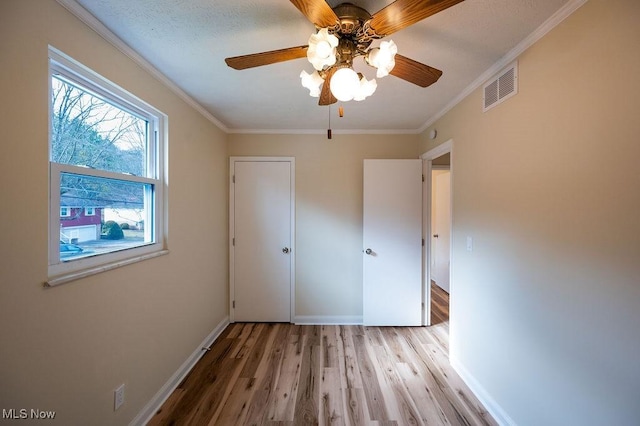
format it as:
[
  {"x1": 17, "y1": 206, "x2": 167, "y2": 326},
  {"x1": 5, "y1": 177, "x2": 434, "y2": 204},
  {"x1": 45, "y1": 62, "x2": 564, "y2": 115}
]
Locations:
[{"x1": 483, "y1": 61, "x2": 518, "y2": 112}]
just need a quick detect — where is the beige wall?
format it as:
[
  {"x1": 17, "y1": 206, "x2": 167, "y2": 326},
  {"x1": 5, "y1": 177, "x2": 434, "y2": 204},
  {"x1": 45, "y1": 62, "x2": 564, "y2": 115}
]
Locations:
[
  {"x1": 419, "y1": 0, "x2": 640, "y2": 424},
  {"x1": 229, "y1": 133, "x2": 419, "y2": 320},
  {"x1": 0, "y1": 1, "x2": 228, "y2": 424}
]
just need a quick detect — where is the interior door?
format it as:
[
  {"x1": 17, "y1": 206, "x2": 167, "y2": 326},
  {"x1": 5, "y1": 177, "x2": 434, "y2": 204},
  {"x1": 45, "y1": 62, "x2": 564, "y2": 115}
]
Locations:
[
  {"x1": 363, "y1": 159, "x2": 422, "y2": 326},
  {"x1": 232, "y1": 159, "x2": 293, "y2": 322},
  {"x1": 433, "y1": 170, "x2": 451, "y2": 292}
]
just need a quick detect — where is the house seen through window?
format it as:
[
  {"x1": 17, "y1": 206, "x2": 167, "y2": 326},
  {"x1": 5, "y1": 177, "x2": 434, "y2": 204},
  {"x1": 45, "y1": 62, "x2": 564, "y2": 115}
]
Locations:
[{"x1": 49, "y1": 48, "x2": 165, "y2": 278}]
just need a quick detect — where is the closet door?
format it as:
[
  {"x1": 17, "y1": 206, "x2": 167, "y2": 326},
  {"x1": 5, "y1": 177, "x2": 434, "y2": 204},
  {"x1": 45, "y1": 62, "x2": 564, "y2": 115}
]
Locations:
[{"x1": 231, "y1": 158, "x2": 294, "y2": 322}]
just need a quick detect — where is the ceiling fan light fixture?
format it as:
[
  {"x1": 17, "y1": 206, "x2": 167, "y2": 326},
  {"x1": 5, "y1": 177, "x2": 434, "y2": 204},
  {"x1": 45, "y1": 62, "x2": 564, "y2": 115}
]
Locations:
[
  {"x1": 300, "y1": 70, "x2": 324, "y2": 97},
  {"x1": 307, "y1": 28, "x2": 339, "y2": 71},
  {"x1": 367, "y1": 39, "x2": 398, "y2": 78},
  {"x1": 330, "y1": 67, "x2": 361, "y2": 102},
  {"x1": 354, "y1": 75, "x2": 377, "y2": 101},
  {"x1": 226, "y1": 0, "x2": 458, "y2": 107}
]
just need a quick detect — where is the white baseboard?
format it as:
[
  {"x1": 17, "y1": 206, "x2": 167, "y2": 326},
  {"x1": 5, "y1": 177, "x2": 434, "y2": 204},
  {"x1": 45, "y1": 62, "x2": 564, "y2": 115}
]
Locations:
[
  {"x1": 130, "y1": 316, "x2": 230, "y2": 426},
  {"x1": 294, "y1": 315, "x2": 363, "y2": 325},
  {"x1": 450, "y1": 356, "x2": 517, "y2": 426}
]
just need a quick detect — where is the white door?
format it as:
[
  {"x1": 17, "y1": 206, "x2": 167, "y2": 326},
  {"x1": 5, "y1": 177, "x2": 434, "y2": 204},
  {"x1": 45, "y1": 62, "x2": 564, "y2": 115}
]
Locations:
[
  {"x1": 231, "y1": 159, "x2": 293, "y2": 322},
  {"x1": 432, "y1": 169, "x2": 451, "y2": 292},
  {"x1": 363, "y1": 159, "x2": 423, "y2": 326}
]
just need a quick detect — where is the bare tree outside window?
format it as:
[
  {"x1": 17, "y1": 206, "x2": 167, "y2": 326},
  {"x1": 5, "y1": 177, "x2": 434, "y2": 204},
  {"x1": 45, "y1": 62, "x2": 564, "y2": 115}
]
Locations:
[
  {"x1": 51, "y1": 76, "x2": 146, "y2": 175},
  {"x1": 51, "y1": 75, "x2": 152, "y2": 260}
]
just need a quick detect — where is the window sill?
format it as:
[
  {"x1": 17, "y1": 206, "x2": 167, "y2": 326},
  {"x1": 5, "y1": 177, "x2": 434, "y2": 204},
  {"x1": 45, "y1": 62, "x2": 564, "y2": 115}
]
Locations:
[{"x1": 44, "y1": 249, "x2": 169, "y2": 288}]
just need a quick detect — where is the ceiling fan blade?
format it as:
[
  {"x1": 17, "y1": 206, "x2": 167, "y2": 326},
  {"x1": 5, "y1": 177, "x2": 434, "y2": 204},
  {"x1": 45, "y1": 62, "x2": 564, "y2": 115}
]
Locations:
[
  {"x1": 319, "y1": 68, "x2": 337, "y2": 106},
  {"x1": 370, "y1": 0, "x2": 464, "y2": 36},
  {"x1": 225, "y1": 45, "x2": 308, "y2": 70},
  {"x1": 390, "y1": 54, "x2": 443, "y2": 87},
  {"x1": 289, "y1": 0, "x2": 339, "y2": 29}
]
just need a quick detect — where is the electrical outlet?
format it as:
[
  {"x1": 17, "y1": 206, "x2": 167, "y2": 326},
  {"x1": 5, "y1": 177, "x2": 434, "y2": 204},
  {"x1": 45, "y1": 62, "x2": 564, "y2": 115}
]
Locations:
[{"x1": 114, "y1": 384, "x2": 125, "y2": 411}]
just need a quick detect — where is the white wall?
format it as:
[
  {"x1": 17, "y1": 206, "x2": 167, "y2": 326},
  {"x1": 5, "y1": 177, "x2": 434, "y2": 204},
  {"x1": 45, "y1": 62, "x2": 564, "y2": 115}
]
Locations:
[
  {"x1": 419, "y1": 0, "x2": 640, "y2": 424},
  {"x1": 0, "y1": 1, "x2": 228, "y2": 424}
]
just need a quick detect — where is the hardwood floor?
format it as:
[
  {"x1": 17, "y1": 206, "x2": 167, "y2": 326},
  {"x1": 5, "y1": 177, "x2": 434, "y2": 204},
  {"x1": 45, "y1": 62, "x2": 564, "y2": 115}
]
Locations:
[
  {"x1": 431, "y1": 281, "x2": 449, "y2": 326},
  {"x1": 149, "y1": 295, "x2": 494, "y2": 426}
]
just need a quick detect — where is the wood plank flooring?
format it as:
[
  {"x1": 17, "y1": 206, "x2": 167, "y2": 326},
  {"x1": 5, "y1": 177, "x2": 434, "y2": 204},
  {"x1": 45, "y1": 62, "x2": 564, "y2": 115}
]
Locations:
[
  {"x1": 430, "y1": 281, "x2": 449, "y2": 326},
  {"x1": 149, "y1": 286, "x2": 494, "y2": 425}
]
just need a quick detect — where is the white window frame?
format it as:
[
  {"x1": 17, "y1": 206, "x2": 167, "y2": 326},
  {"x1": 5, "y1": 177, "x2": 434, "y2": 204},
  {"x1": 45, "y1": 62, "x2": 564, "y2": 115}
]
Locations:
[
  {"x1": 47, "y1": 47, "x2": 168, "y2": 286},
  {"x1": 84, "y1": 207, "x2": 95, "y2": 216},
  {"x1": 60, "y1": 207, "x2": 71, "y2": 217}
]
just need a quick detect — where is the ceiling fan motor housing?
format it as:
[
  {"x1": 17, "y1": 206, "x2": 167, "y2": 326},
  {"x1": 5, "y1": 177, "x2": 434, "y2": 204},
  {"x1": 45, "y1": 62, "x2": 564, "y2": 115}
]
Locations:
[
  {"x1": 330, "y1": 3, "x2": 376, "y2": 54},
  {"x1": 333, "y1": 3, "x2": 371, "y2": 34}
]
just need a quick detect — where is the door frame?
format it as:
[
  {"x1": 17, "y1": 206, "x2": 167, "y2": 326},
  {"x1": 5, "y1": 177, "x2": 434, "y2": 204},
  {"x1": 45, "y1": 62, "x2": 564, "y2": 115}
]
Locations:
[
  {"x1": 229, "y1": 156, "x2": 296, "y2": 323},
  {"x1": 421, "y1": 140, "x2": 453, "y2": 326}
]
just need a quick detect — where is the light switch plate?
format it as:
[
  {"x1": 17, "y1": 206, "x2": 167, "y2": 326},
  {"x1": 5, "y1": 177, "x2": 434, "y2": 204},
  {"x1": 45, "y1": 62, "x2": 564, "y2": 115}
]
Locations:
[{"x1": 114, "y1": 384, "x2": 125, "y2": 411}]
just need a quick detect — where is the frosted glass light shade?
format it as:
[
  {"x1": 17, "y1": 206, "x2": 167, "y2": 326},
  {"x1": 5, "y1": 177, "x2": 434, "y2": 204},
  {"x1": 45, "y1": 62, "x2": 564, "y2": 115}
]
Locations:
[
  {"x1": 354, "y1": 76, "x2": 377, "y2": 101},
  {"x1": 367, "y1": 39, "x2": 397, "y2": 78},
  {"x1": 300, "y1": 70, "x2": 324, "y2": 97},
  {"x1": 330, "y1": 68, "x2": 361, "y2": 102},
  {"x1": 307, "y1": 28, "x2": 339, "y2": 71}
]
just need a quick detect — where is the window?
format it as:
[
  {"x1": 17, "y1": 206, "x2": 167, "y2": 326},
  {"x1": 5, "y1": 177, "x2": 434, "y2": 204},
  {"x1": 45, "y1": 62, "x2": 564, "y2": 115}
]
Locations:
[{"x1": 48, "y1": 48, "x2": 166, "y2": 281}]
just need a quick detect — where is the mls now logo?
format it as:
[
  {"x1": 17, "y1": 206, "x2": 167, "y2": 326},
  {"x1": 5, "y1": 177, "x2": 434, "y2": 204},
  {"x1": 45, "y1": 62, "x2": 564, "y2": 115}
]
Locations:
[{"x1": 2, "y1": 409, "x2": 56, "y2": 419}]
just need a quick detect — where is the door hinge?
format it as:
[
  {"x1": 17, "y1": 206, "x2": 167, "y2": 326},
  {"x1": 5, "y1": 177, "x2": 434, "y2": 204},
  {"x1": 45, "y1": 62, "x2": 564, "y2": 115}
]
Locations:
[
  {"x1": 422, "y1": 238, "x2": 425, "y2": 246},
  {"x1": 232, "y1": 300, "x2": 235, "y2": 308},
  {"x1": 232, "y1": 237, "x2": 235, "y2": 246},
  {"x1": 232, "y1": 175, "x2": 235, "y2": 183},
  {"x1": 422, "y1": 174, "x2": 425, "y2": 182}
]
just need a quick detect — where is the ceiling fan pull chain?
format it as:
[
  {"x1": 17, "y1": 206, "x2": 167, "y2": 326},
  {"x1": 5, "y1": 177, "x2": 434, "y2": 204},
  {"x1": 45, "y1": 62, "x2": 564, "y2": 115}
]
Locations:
[{"x1": 327, "y1": 104, "x2": 332, "y2": 140}]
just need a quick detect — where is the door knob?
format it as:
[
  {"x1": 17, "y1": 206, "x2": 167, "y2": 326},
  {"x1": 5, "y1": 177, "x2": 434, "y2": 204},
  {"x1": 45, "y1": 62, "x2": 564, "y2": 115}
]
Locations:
[
  {"x1": 282, "y1": 247, "x2": 290, "y2": 254},
  {"x1": 433, "y1": 234, "x2": 439, "y2": 238},
  {"x1": 365, "y1": 248, "x2": 372, "y2": 255}
]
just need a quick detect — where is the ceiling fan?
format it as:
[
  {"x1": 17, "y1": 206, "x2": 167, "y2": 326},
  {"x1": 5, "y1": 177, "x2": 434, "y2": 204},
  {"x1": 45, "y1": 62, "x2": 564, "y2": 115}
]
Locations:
[{"x1": 225, "y1": 0, "x2": 464, "y2": 105}]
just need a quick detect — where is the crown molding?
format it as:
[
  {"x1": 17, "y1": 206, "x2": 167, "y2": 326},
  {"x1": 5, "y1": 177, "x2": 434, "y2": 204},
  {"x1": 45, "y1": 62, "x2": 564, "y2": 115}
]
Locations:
[
  {"x1": 55, "y1": 0, "x2": 588, "y2": 136},
  {"x1": 55, "y1": 0, "x2": 230, "y2": 133},
  {"x1": 227, "y1": 128, "x2": 420, "y2": 135},
  {"x1": 417, "y1": 0, "x2": 589, "y2": 133}
]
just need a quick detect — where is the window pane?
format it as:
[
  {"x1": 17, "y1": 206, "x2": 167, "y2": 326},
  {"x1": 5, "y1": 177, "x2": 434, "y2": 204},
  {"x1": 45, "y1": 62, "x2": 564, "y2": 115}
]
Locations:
[
  {"x1": 51, "y1": 75, "x2": 147, "y2": 176},
  {"x1": 59, "y1": 172, "x2": 153, "y2": 261}
]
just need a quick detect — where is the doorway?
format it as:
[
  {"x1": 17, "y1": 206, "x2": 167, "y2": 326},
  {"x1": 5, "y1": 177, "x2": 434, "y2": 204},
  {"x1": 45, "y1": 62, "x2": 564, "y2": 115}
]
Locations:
[
  {"x1": 431, "y1": 164, "x2": 450, "y2": 325},
  {"x1": 421, "y1": 141, "x2": 452, "y2": 327}
]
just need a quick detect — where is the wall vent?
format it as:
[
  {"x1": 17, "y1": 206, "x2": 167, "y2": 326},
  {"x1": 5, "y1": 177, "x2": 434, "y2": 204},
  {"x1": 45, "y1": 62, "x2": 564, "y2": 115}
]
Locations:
[{"x1": 483, "y1": 61, "x2": 518, "y2": 112}]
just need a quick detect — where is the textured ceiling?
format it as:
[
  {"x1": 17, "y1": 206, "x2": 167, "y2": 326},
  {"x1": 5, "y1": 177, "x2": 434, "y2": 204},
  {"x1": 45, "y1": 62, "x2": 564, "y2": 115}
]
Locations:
[{"x1": 72, "y1": 0, "x2": 571, "y2": 132}]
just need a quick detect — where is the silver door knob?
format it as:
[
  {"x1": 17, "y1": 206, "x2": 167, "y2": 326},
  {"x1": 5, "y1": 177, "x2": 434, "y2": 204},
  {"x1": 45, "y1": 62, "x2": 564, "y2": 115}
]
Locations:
[
  {"x1": 365, "y1": 248, "x2": 372, "y2": 255},
  {"x1": 282, "y1": 247, "x2": 290, "y2": 254}
]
